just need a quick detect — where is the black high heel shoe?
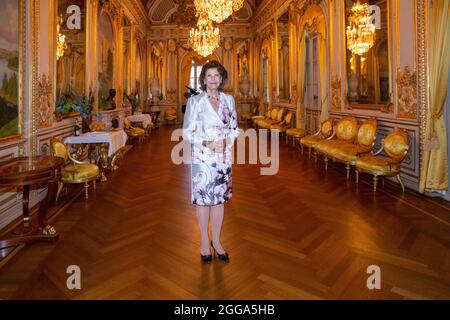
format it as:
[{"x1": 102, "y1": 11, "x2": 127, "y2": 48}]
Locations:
[
  {"x1": 201, "y1": 253, "x2": 212, "y2": 263},
  {"x1": 210, "y1": 241, "x2": 229, "y2": 262}
]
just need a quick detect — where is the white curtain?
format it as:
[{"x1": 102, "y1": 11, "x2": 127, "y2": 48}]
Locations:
[
  {"x1": 318, "y1": 33, "x2": 328, "y2": 122},
  {"x1": 296, "y1": 30, "x2": 306, "y2": 129}
]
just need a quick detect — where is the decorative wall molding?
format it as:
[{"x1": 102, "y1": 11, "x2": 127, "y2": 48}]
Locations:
[
  {"x1": 416, "y1": 0, "x2": 428, "y2": 168},
  {"x1": 396, "y1": 66, "x2": 417, "y2": 119},
  {"x1": 37, "y1": 74, "x2": 54, "y2": 128},
  {"x1": 30, "y1": 0, "x2": 40, "y2": 156},
  {"x1": 331, "y1": 75, "x2": 341, "y2": 111},
  {"x1": 294, "y1": 0, "x2": 322, "y2": 16}
]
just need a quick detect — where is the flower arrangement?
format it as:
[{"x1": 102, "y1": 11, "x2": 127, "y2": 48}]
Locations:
[
  {"x1": 73, "y1": 86, "x2": 95, "y2": 120},
  {"x1": 125, "y1": 90, "x2": 140, "y2": 114}
]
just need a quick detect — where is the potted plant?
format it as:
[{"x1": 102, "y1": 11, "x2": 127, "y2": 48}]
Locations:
[
  {"x1": 125, "y1": 90, "x2": 140, "y2": 115},
  {"x1": 73, "y1": 87, "x2": 95, "y2": 133},
  {"x1": 55, "y1": 93, "x2": 77, "y2": 119}
]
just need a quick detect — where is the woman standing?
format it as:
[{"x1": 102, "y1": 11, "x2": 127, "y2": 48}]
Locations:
[{"x1": 183, "y1": 61, "x2": 240, "y2": 263}]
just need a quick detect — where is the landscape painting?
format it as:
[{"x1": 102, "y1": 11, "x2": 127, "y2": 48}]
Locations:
[
  {"x1": 0, "y1": 0, "x2": 19, "y2": 138},
  {"x1": 98, "y1": 11, "x2": 115, "y2": 109}
]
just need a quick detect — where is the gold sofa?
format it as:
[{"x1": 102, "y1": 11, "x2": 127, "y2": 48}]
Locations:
[
  {"x1": 355, "y1": 129, "x2": 409, "y2": 192},
  {"x1": 258, "y1": 107, "x2": 286, "y2": 129},
  {"x1": 299, "y1": 118, "x2": 334, "y2": 159},
  {"x1": 270, "y1": 111, "x2": 293, "y2": 138},
  {"x1": 51, "y1": 138, "x2": 100, "y2": 200},
  {"x1": 315, "y1": 116, "x2": 378, "y2": 179},
  {"x1": 251, "y1": 108, "x2": 271, "y2": 128}
]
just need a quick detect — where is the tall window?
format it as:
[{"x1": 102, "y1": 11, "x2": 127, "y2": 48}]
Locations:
[
  {"x1": 189, "y1": 60, "x2": 204, "y2": 91},
  {"x1": 262, "y1": 56, "x2": 269, "y2": 103},
  {"x1": 304, "y1": 35, "x2": 319, "y2": 109}
]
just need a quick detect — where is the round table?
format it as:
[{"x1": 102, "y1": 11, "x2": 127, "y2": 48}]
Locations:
[{"x1": 0, "y1": 156, "x2": 64, "y2": 251}]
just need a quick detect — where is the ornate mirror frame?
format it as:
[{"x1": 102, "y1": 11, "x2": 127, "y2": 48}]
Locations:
[
  {"x1": 0, "y1": 0, "x2": 25, "y2": 142},
  {"x1": 343, "y1": 0, "x2": 393, "y2": 112}
]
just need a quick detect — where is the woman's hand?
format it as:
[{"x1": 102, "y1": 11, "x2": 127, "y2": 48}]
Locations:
[{"x1": 205, "y1": 139, "x2": 226, "y2": 153}]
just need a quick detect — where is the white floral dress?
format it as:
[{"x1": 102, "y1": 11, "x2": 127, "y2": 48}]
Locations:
[{"x1": 182, "y1": 91, "x2": 240, "y2": 206}]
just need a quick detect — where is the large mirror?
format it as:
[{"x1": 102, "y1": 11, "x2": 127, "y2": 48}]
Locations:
[
  {"x1": 277, "y1": 11, "x2": 290, "y2": 101},
  {"x1": 56, "y1": 0, "x2": 85, "y2": 106},
  {"x1": 135, "y1": 42, "x2": 142, "y2": 96},
  {"x1": 345, "y1": 0, "x2": 390, "y2": 107},
  {"x1": 98, "y1": 10, "x2": 115, "y2": 110},
  {"x1": 122, "y1": 16, "x2": 130, "y2": 97}
]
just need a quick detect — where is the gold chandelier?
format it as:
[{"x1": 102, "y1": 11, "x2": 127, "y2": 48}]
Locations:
[
  {"x1": 193, "y1": 0, "x2": 244, "y2": 24},
  {"x1": 188, "y1": 13, "x2": 220, "y2": 57},
  {"x1": 346, "y1": 1, "x2": 376, "y2": 56},
  {"x1": 56, "y1": 22, "x2": 66, "y2": 60}
]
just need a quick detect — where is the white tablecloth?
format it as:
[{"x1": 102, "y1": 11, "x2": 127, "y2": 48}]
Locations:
[
  {"x1": 65, "y1": 129, "x2": 127, "y2": 156},
  {"x1": 126, "y1": 114, "x2": 153, "y2": 128}
]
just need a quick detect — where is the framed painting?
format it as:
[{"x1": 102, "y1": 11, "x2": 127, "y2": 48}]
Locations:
[{"x1": 0, "y1": 0, "x2": 23, "y2": 140}]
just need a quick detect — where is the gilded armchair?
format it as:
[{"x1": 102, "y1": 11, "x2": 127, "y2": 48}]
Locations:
[
  {"x1": 300, "y1": 118, "x2": 334, "y2": 159},
  {"x1": 124, "y1": 118, "x2": 145, "y2": 143},
  {"x1": 355, "y1": 129, "x2": 409, "y2": 192},
  {"x1": 51, "y1": 138, "x2": 99, "y2": 200},
  {"x1": 164, "y1": 107, "x2": 177, "y2": 123}
]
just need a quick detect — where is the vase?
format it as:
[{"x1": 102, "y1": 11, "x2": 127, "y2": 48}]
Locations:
[
  {"x1": 150, "y1": 78, "x2": 160, "y2": 100},
  {"x1": 239, "y1": 78, "x2": 251, "y2": 99},
  {"x1": 82, "y1": 117, "x2": 91, "y2": 133}
]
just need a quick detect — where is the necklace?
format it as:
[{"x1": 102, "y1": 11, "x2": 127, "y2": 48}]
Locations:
[{"x1": 208, "y1": 93, "x2": 219, "y2": 101}]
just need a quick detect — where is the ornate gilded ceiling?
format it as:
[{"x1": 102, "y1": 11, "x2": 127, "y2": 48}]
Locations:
[{"x1": 142, "y1": 0, "x2": 261, "y2": 25}]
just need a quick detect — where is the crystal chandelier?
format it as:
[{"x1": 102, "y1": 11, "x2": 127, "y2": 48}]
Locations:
[
  {"x1": 188, "y1": 13, "x2": 220, "y2": 57},
  {"x1": 232, "y1": 0, "x2": 244, "y2": 12},
  {"x1": 193, "y1": 0, "x2": 244, "y2": 24},
  {"x1": 56, "y1": 22, "x2": 66, "y2": 60},
  {"x1": 346, "y1": 1, "x2": 376, "y2": 56}
]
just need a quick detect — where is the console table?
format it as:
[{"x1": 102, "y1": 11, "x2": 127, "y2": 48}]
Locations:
[{"x1": 0, "y1": 156, "x2": 64, "y2": 252}]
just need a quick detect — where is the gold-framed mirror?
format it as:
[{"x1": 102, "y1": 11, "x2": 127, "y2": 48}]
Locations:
[
  {"x1": 345, "y1": 0, "x2": 391, "y2": 109},
  {"x1": 97, "y1": 9, "x2": 115, "y2": 110},
  {"x1": 277, "y1": 10, "x2": 290, "y2": 101},
  {"x1": 122, "y1": 15, "x2": 131, "y2": 98},
  {"x1": 55, "y1": 0, "x2": 86, "y2": 107}
]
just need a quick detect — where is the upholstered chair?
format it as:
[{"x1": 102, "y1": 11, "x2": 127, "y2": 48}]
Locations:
[
  {"x1": 300, "y1": 118, "x2": 334, "y2": 159},
  {"x1": 124, "y1": 118, "x2": 145, "y2": 143},
  {"x1": 164, "y1": 107, "x2": 177, "y2": 123},
  {"x1": 355, "y1": 129, "x2": 409, "y2": 192},
  {"x1": 51, "y1": 138, "x2": 99, "y2": 200},
  {"x1": 286, "y1": 127, "x2": 307, "y2": 147}
]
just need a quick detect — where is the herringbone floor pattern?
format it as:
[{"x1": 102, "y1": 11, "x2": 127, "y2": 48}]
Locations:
[{"x1": 1, "y1": 125, "x2": 450, "y2": 299}]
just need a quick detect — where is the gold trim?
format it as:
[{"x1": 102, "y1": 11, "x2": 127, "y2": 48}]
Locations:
[
  {"x1": 0, "y1": 0, "x2": 25, "y2": 144},
  {"x1": 396, "y1": 66, "x2": 417, "y2": 119},
  {"x1": 417, "y1": 0, "x2": 427, "y2": 171},
  {"x1": 30, "y1": 0, "x2": 40, "y2": 156}
]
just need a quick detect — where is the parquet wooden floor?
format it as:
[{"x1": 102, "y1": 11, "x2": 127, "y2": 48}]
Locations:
[{"x1": 1, "y1": 124, "x2": 450, "y2": 299}]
